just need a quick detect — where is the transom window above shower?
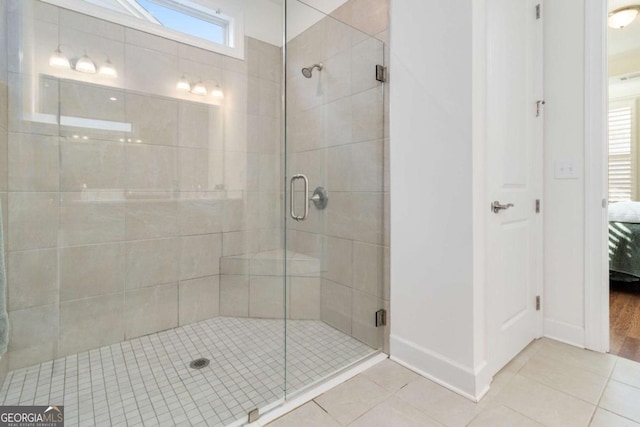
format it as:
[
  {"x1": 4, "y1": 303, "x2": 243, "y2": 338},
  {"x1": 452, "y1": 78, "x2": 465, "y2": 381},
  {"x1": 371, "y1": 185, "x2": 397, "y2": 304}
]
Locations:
[{"x1": 42, "y1": 0, "x2": 246, "y2": 59}]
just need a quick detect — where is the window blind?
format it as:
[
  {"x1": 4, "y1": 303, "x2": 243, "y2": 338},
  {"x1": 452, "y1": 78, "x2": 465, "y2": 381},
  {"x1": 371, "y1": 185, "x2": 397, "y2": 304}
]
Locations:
[{"x1": 609, "y1": 106, "x2": 634, "y2": 202}]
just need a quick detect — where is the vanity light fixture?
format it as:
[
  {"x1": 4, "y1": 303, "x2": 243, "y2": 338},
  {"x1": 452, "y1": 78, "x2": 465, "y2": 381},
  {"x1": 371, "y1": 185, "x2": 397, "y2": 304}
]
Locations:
[
  {"x1": 210, "y1": 83, "x2": 224, "y2": 99},
  {"x1": 49, "y1": 46, "x2": 118, "y2": 77},
  {"x1": 49, "y1": 47, "x2": 70, "y2": 69},
  {"x1": 191, "y1": 81, "x2": 208, "y2": 96},
  {"x1": 74, "y1": 53, "x2": 97, "y2": 74},
  {"x1": 177, "y1": 75, "x2": 191, "y2": 91},
  {"x1": 177, "y1": 74, "x2": 224, "y2": 99},
  {"x1": 99, "y1": 58, "x2": 118, "y2": 77},
  {"x1": 608, "y1": 6, "x2": 640, "y2": 29}
]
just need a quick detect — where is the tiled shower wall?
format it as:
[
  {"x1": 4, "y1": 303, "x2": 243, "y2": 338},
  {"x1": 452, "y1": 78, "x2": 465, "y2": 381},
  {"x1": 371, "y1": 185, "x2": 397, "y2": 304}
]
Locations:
[
  {"x1": 1, "y1": 0, "x2": 282, "y2": 375},
  {"x1": 286, "y1": 0, "x2": 390, "y2": 351}
]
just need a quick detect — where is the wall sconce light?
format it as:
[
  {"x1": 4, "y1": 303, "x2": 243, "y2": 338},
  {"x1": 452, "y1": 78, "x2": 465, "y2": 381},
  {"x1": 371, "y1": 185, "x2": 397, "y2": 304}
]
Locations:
[
  {"x1": 176, "y1": 74, "x2": 224, "y2": 99},
  {"x1": 608, "y1": 6, "x2": 640, "y2": 29},
  {"x1": 49, "y1": 46, "x2": 118, "y2": 78}
]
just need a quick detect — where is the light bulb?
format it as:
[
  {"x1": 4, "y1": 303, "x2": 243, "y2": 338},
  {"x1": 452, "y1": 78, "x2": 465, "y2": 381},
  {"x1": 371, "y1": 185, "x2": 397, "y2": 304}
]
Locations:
[
  {"x1": 211, "y1": 85, "x2": 224, "y2": 99},
  {"x1": 608, "y1": 7, "x2": 639, "y2": 29},
  {"x1": 74, "y1": 54, "x2": 97, "y2": 74},
  {"x1": 99, "y1": 58, "x2": 117, "y2": 77},
  {"x1": 49, "y1": 48, "x2": 70, "y2": 69},
  {"x1": 176, "y1": 76, "x2": 191, "y2": 91},
  {"x1": 190, "y1": 82, "x2": 207, "y2": 96}
]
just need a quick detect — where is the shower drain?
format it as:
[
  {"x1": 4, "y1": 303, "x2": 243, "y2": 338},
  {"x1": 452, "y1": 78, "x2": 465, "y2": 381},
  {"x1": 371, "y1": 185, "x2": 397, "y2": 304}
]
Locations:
[{"x1": 189, "y1": 358, "x2": 210, "y2": 370}]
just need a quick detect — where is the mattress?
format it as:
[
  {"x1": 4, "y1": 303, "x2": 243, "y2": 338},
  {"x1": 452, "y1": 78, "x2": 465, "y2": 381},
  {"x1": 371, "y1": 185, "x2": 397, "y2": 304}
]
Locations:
[{"x1": 609, "y1": 201, "x2": 640, "y2": 223}]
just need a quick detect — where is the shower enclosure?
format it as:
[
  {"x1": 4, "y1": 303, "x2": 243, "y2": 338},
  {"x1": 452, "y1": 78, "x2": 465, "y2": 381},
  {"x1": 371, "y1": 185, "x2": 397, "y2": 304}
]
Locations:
[{"x1": 0, "y1": 0, "x2": 389, "y2": 425}]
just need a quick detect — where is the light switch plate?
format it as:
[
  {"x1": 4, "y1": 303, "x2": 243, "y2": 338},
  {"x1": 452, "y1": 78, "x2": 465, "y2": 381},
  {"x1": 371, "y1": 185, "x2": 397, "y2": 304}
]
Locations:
[{"x1": 555, "y1": 161, "x2": 579, "y2": 179}]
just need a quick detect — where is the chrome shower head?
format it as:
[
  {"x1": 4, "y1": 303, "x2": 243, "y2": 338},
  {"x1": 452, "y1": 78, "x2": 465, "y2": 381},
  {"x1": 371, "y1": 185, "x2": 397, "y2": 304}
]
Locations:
[{"x1": 301, "y1": 63, "x2": 323, "y2": 78}]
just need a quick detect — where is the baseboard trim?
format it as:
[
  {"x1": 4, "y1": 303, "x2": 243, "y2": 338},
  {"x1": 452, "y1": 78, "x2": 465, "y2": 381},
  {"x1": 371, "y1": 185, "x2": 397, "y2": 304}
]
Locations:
[
  {"x1": 543, "y1": 318, "x2": 585, "y2": 348},
  {"x1": 390, "y1": 335, "x2": 489, "y2": 401}
]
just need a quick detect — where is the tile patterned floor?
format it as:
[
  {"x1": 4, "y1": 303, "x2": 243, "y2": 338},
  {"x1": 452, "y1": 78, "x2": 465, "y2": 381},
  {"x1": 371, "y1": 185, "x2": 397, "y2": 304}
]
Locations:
[
  {"x1": 0, "y1": 317, "x2": 374, "y2": 427},
  {"x1": 269, "y1": 338, "x2": 640, "y2": 427}
]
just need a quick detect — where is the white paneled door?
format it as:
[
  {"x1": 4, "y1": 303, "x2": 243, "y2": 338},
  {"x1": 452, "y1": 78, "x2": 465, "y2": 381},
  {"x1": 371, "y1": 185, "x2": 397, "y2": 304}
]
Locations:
[{"x1": 486, "y1": 0, "x2": 544, "y2": 377}]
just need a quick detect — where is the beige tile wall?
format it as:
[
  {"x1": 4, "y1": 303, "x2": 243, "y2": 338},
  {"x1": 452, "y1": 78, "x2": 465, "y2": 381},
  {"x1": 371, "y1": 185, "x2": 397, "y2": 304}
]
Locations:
[
  {"x1": 0, "y1": 0, "x2": 390, "y2": 383},
  {"x1": 286, "y1": 0, "x2": 390, "y2": 351},
  {"x1": 2, "y1": 0, "x2": 283, "y2": 372}
]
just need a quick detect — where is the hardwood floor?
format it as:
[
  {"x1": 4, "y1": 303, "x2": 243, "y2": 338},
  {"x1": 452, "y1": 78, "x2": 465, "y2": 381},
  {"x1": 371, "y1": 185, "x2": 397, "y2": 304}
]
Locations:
[{"x1": 610, "y1": 279, "x2": 640, "y2": 363}]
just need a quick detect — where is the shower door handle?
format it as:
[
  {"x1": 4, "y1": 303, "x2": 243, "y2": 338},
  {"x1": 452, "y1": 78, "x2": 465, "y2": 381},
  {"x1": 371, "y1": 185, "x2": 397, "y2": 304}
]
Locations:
[{"x1": 290, "y1": 174, "x2": 309, "y2": 221}]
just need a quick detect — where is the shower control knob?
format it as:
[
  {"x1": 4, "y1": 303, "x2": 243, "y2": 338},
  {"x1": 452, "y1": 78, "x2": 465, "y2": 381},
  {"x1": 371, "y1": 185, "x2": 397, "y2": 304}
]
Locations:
[{"x1": 311, "y1": 187, "x2": 328, "y2": 210}]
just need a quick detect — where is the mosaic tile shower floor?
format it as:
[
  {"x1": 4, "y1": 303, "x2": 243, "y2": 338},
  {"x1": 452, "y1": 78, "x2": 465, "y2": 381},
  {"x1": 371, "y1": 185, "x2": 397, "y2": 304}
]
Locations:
[{"x1": 0, "y1": 317, "x2": 374, "y2": 426}]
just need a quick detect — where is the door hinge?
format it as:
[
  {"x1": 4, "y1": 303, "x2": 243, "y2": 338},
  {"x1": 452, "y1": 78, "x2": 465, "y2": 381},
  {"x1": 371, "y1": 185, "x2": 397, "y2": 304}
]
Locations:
[
  {"x1": 376, "y1": 64, "x2": 387, "y2": 83},
  {"x1": 536, "y1": 296, "x2": 541, "y2": 311},
  {"x1": 536, "y1": 4, "x2": 541, "y2": 19},
  {"x1": 375, "y1": 309, "x2": 387, "y2": 327},
  {"x1": 536, "y1": 100, "x2": 546, "y2": 117},
  {"x1": 535, "y1": 199, "x2": 541, "y2": 213}
]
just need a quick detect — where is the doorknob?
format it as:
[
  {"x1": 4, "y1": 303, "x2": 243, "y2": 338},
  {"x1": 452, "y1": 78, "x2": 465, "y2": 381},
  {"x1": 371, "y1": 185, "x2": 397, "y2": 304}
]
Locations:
[{"x1": 492, "y1": 201, "x2": 514, "y2": 214}]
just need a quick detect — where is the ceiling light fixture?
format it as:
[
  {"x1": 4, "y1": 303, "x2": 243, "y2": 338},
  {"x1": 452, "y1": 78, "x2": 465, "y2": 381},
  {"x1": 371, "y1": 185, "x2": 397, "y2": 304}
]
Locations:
[{"x1": 608, "y1": 6, "x2": 640, "y2": 29}]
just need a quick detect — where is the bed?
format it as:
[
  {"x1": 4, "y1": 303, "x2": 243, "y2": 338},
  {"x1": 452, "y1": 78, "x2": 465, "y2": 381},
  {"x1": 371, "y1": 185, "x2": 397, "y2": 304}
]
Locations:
[{"x1": 609, "y1": 201, "x2": 640, "y2": 280}]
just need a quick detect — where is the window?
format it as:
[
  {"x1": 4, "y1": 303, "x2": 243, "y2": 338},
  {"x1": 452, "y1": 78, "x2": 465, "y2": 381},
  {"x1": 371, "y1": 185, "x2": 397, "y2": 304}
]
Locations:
[
  {"x1": 608, "y1": 105, "x2": 635, "y2": 202},
  {"x1": 135, "y1": 0, "x2": 227, "y2": 46},
  {"x1": 43, "y1": 0, "x2": 244, "y2": 59}
]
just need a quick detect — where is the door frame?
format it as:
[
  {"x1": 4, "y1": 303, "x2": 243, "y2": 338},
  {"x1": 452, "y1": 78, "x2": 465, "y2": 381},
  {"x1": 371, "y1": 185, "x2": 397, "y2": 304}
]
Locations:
[{"x1": 584, "y1": 0, "x2": 609, "y2": 353}]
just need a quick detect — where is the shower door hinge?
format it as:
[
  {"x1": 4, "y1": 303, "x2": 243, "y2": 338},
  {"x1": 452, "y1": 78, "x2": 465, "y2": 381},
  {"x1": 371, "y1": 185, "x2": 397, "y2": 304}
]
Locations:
[
  {"x1": 536, "y1": 4, "x2": 541, "y2": 19},
  {"x1": 535, "y1": 199, "x2": 541, "y2": 213},
  {"x1": 375, "y1": 309, "x2": 387, "y2": 327},
  {"x1": 248, "y1": 408, "x2": 260, "y2": 423},
  {"x1": 376, "y1": 65, "x2": 387, "y2": 83},
  {"x1": 536, "y1": 296, "x2": 541, "y2": 311}
]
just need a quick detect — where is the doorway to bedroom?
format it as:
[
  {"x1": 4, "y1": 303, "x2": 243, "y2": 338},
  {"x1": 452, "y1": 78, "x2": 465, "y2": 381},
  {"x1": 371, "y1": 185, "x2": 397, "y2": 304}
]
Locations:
[{"x1": 607, "y1": 1, "x2": 640, "y2": 362}]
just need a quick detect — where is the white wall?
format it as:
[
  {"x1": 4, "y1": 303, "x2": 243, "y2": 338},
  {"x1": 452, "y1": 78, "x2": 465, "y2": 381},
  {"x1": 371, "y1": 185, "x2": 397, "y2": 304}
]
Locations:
[
  {"x1": 390, "y1": 0, "x2": 595, "y2": 400},
  {"x1": 390, "y1": 0, "x2": 487, "y2": 399},
  {"x1": 242, "y1": 0, "x2": 283, "y2": 46},
  {"x1": 191, "y1": 0, "x2": 285, "y2": 46},
  {"x1": 542, "y1": 0, "x2": 587, "y2": 346}
]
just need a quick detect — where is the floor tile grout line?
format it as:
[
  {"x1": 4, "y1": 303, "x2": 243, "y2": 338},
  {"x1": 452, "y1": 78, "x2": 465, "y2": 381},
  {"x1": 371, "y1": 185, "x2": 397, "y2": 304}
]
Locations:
[
  {"x1": 0, "y1": 318, "x2": 374, "y2": 426},
  {"x1": 594, "y1": 407, "x2": 640, "y2": 425},
  {"x1": 475, "y1": 404, "x2": 542, "y2": 427}
]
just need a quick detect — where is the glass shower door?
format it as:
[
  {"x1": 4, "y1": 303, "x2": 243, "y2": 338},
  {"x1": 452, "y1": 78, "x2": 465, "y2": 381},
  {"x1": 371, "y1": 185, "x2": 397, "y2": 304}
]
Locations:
[
  {"x1": 283, "y1": 0, "x2": 389, "y2": 398},
  {"x1": 2, "y1": 1, "x2": 288, "y2": 426}
]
